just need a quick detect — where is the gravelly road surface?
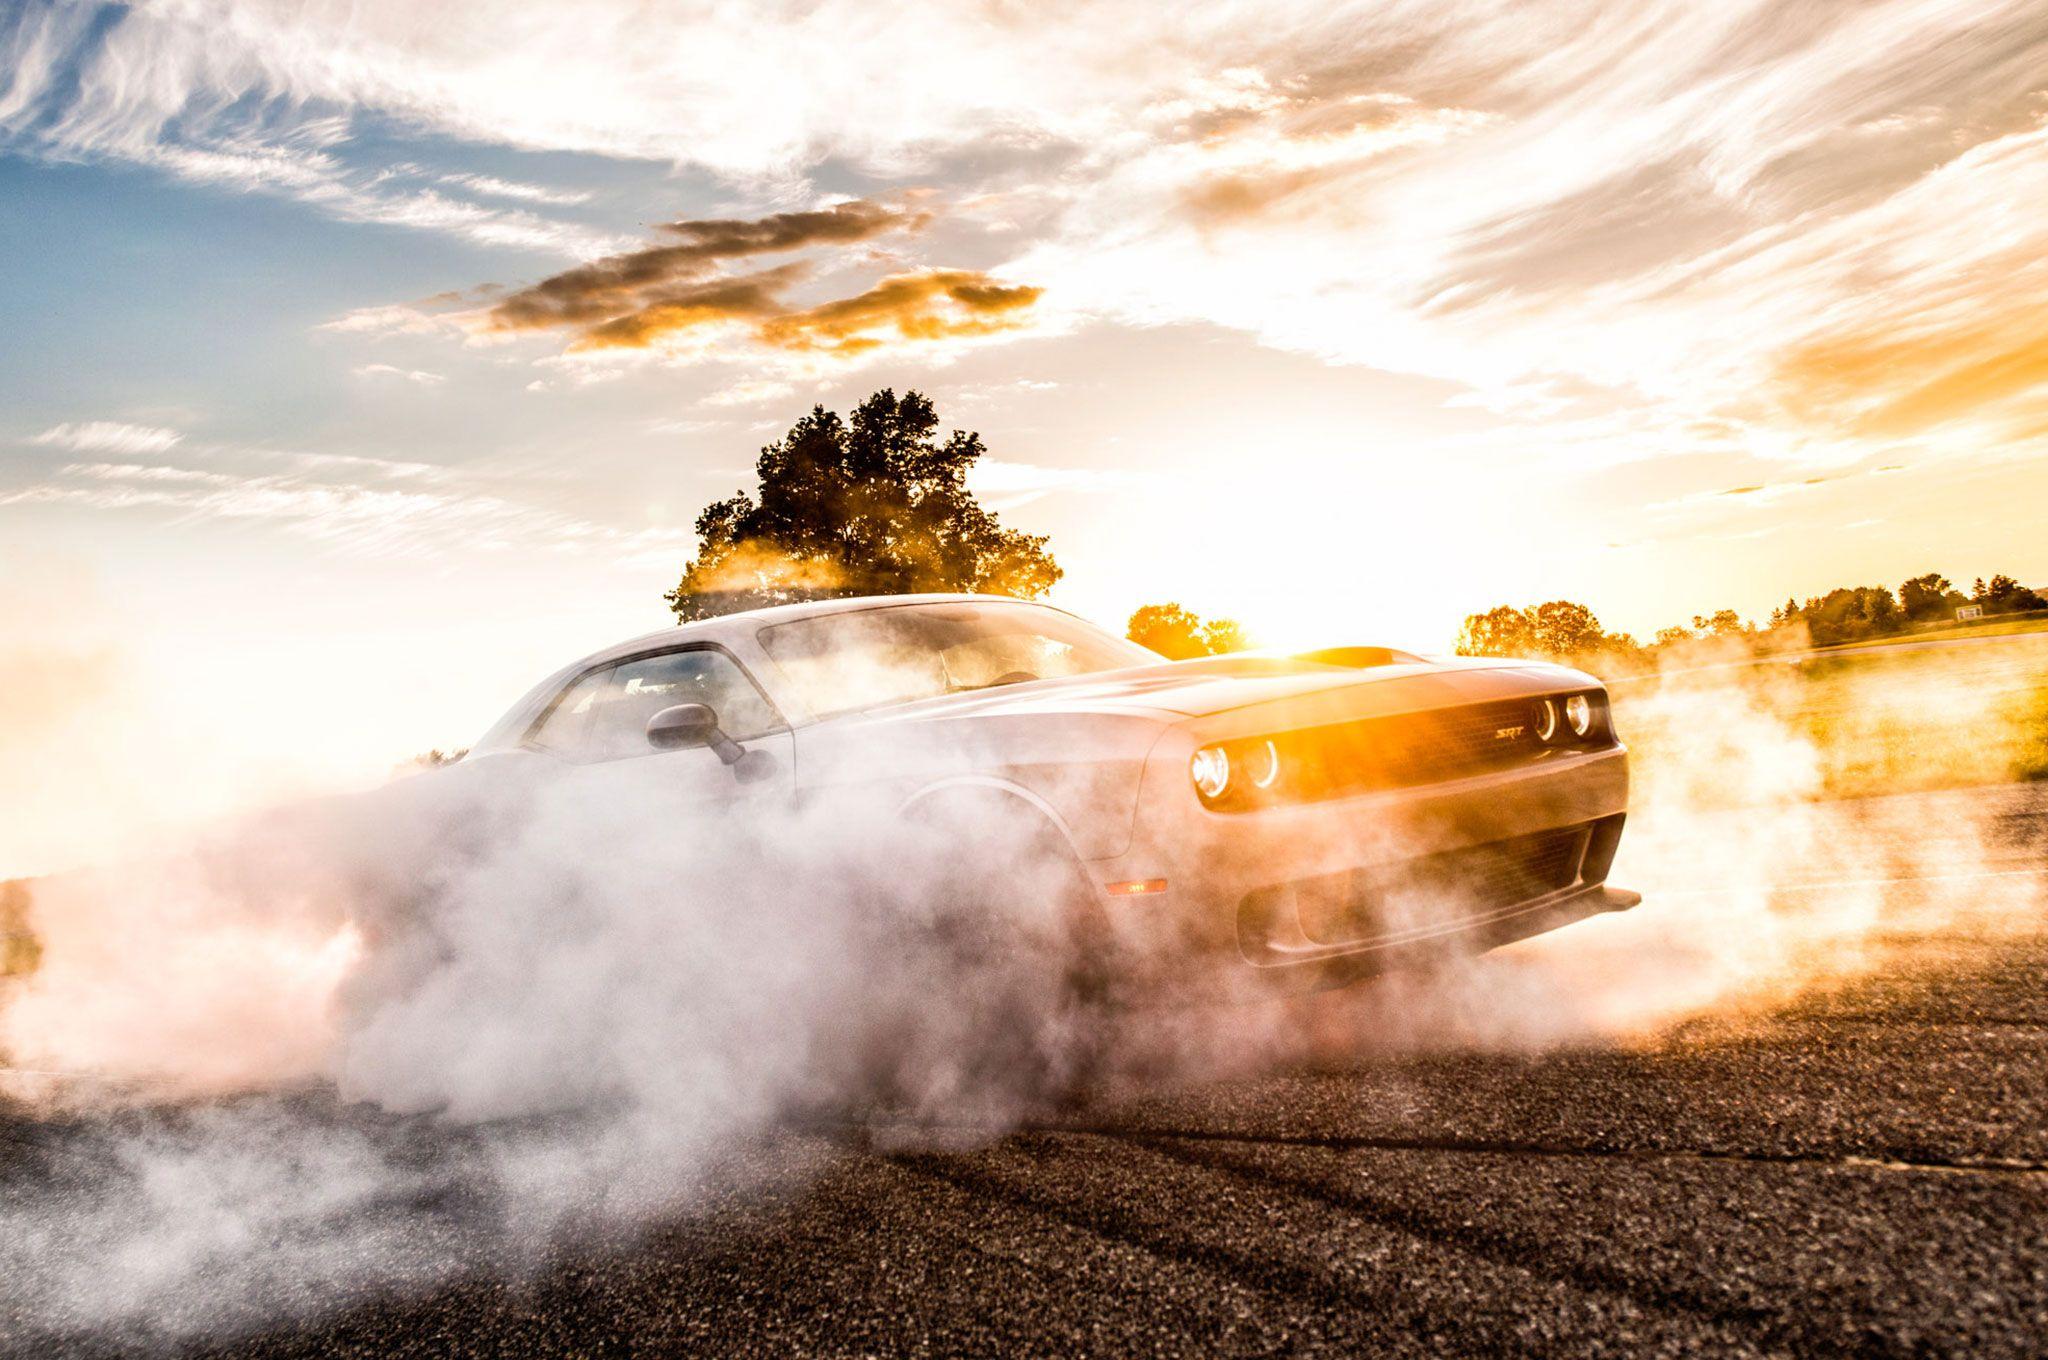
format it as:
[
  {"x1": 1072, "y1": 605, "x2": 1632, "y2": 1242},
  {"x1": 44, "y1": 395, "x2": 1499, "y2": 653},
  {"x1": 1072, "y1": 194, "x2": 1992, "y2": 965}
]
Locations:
[{"x1": 5, "y1": 788, "x2": 2045, "y2": 1358}]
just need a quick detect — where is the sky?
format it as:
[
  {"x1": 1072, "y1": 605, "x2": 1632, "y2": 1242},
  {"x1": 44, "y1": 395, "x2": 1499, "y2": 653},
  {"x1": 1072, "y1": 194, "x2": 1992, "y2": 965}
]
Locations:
[{"x1": 4, "y1": 0, "x2": 2048, "y2": 869}]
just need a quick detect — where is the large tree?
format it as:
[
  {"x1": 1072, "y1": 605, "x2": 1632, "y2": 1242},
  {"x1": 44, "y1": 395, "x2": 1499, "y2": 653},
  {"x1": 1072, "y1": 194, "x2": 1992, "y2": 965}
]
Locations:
[{"x1": 666, "y1": 389, "x2": 1060, "y2": 620}]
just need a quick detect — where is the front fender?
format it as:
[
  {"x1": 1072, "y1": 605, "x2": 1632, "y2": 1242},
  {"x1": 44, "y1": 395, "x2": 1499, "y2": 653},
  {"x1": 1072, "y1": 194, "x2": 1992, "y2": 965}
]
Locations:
[
  {"x1": 794, "y1": 712, "x2": 1170, "y2": 859},
  {"x1": 898, "y1": 776, "x2": 1088, "y2": 862}
]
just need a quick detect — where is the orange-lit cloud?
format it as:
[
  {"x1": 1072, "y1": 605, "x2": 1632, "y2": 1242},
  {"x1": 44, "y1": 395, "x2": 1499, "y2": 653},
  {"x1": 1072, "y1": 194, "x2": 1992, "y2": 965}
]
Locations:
[
  {"x1": 754, "y1": 270, "x2": 1042, "y2": 355},
  {"x1": 479, "y1": 199, "x2": 1041, "y2": 359},
  {"x1": 556, "y1": 265, "x2": 1042, "y2": 357},
  {"x1": 1167, "y1": 86, "x2": 1498, "y2": 228},
  {"x1": 486, "y1": 199, "x2": 921, "y2": 332},
  {"x1": 1, "y1": 445, "x2": 683, "y2": 561},
  {"x1": 1772, "y1": 311, "x2": 2048, "y2": 442},
  {"x1": 562, "y1": 265, "x2": 810, "y2": 349}
]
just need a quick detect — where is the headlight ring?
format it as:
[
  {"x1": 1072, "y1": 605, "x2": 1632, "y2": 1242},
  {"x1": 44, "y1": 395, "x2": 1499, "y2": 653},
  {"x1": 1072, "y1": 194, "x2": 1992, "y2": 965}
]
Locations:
[
  {"x1": 1193, "y1": 737, "x2": 1286, "y2": 804},
  {"x1": 1244, "y1": 738, "x2": 1282, "y2": 789},
  {"x1": 1190, "y1": 745, "x2": 1232, "y2": 801}
]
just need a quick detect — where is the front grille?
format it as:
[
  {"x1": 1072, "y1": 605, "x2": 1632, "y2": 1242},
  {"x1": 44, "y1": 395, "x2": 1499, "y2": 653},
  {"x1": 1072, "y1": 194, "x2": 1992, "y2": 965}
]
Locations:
[
  {"x1": 1287, "y1": 698, "x2": 1554, "y2": 800},
  {"x1": 1289, "y1": 824, "x2": 1593, "y2": 945}
]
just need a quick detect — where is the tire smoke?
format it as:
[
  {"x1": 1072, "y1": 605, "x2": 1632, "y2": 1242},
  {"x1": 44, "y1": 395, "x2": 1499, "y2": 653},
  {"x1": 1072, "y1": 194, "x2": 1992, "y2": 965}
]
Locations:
[{"x1": 1, "y1": 638, "x2": 2042, "y2": 1349}]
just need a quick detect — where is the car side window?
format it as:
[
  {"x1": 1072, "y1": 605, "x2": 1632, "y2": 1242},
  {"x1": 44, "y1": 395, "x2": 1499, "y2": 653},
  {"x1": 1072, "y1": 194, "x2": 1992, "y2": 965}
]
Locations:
[
  {"x1": 530, "y1": 666, "x2": 611, "y2": 754},
  {"x1": 570, "y1": 648, "x2": 782, "y2": 763}
]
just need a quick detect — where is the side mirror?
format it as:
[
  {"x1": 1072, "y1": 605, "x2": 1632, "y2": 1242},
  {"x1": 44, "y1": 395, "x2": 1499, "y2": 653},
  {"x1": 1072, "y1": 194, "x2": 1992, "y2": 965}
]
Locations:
[
  {"x1": 645, "y1": 703, "x2": 775, "y2": 784},
  {"x1": 646, "y1": 702, "x2": 721, "y2": 752}
]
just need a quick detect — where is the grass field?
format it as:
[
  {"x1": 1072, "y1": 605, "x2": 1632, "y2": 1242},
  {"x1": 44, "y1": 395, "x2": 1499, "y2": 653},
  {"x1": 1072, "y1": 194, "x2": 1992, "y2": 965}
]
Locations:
[
  {"x1": 1812, "y1": 612, "x2": 2048, "y2": 652},
  {"x1": 1, "y1": 880, "x2": 38, "y2": 979},
  {"x1": 1615, "y1": 629, "x2": 2048, "y2": 805}
]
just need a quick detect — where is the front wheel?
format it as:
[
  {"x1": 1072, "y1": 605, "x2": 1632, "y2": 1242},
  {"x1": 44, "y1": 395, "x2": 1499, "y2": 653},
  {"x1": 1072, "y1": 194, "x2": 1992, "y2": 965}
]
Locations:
[{"x1": 878, "y1": 795, "x2": 1119, "y2": 1114}]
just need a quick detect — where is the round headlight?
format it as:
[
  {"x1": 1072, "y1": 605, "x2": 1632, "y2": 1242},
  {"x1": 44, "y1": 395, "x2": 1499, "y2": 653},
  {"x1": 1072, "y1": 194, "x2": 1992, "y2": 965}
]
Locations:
[
  {"x1": 1532, "y1": 698, "x2": 1558, "y2": 743},
  {"x1": 1244, "y1": 738, "x2": 1282, "y2": 790},
  {"x1": 1190, "y1": 745, "x2": 1232, "y2": 801},
  {"x1": 1565, "y1": 693, "x2": 1594, "y2": 737}
]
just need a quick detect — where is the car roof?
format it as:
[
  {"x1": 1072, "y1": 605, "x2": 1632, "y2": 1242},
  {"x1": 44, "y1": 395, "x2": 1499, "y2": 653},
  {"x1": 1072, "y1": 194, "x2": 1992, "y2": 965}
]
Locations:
[
  {"x1": 580, "y1": 592, "x2": 1060, "y2": 668},
  {"x1": 470, "y1": 594, "x2": 1082, "y2": 752}
]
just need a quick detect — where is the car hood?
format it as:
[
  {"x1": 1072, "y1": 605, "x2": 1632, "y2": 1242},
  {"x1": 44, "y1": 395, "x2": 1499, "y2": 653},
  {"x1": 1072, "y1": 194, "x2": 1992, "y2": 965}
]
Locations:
[{"x1": 835, "y1": 653, "x2": 1558, "y2": 728}]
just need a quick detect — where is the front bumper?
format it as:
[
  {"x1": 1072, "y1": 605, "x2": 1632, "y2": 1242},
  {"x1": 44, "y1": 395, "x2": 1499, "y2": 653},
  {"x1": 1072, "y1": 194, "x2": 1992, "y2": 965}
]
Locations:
[{"x1": 1086, "y1": 740, "x2": 1635, "y2": 995}]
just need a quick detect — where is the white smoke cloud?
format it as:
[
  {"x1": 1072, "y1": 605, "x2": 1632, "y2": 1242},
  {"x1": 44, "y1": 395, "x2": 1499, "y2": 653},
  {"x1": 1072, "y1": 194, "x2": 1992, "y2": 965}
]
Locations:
[
  {"x1": 0, "y1": 752, "x2": 1130, "y2": 1340},
  {"x1": 3, "y1": 634, "x2": 2042, "y2": 1349}
]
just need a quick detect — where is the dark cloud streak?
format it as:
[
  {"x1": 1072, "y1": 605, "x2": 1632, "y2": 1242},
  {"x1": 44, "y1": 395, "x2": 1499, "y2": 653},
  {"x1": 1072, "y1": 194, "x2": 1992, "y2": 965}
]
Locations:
[
  {"x1": 488, "y1": 199, "x2": 923, "y2": 332},
  {"x1": 483, "y1": 199, "x2": 1041, "y2": 358}
]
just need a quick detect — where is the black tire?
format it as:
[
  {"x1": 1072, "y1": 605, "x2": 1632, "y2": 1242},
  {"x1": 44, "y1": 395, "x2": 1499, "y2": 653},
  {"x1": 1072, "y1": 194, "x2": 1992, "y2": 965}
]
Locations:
[{"x1": 888, "y1": 792, "x2": 1116, "y2": 1112}]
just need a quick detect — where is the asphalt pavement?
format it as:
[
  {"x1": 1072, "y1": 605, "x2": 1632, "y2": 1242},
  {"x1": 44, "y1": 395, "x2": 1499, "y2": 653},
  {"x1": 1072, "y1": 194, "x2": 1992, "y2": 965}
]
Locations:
[{"x1": 5, "y1": 786, "x2": 2046, "y2": 1358}]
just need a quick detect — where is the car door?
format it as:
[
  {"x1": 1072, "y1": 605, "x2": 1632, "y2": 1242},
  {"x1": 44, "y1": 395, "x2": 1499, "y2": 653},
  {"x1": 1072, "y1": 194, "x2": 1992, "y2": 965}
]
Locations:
[{"x1": 526, "y1": 644, "x2": 795, "y2": 809}]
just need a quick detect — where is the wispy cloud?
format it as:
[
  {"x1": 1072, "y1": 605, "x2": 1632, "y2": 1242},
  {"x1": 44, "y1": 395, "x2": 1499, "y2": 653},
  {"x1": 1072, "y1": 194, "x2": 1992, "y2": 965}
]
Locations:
[
  {"x1": 60, "y1": 462, "x2": 235, "y2": 487},
  {"x1": 0, "y1": 454, "x2": 682, "y2": 562},
  {"x1": 0, "y1": 0, "x2": 1127, "y2": 182},
  {"x1": 8, "y1": 0, "x2": 2048, "y2": 473},
  {"x1": 1004, "y1": 2, "x2": 2048, "y2": 464},
  {"x1": 438, "y1": 172, "x2": 591, "y2": 206},
  {"x1": 0, "y1": 7, "x2": 622, "y2": 256},
  {"x1": 316, "y1": 304, "x2": 468, "y2": 339},
  {"x1": 700, "y1": 380, "x2": 795, "y2": 409},
  {"x1": 967, "y1": 458, "x2": 1142, "y2": 509},
  {"x1": 352, "y1": 364, "x2": 447, "y2": 386},
  {"x1": 29, "y1": 422, "x2": 184, "y2": 456}
]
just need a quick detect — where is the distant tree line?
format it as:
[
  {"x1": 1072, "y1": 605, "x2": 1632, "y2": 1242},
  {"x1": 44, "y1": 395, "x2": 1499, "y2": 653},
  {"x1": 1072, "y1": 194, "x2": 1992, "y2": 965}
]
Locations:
[
  {"x1": 1458, "y1": 570, "x2": 2046, "y2": 669},
  {"x1": 1125, "y1": 601, "x2": 1249, "y2": 659},
  {"x1": 1765, "y1": 574, "x2": 2045, "y2": 645}
]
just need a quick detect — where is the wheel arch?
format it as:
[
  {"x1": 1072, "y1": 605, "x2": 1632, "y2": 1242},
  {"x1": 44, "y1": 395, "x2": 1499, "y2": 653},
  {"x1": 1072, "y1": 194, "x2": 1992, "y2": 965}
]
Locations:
[{"x1": 898, "y1": 775, "x2": 1091, "y2": 867}]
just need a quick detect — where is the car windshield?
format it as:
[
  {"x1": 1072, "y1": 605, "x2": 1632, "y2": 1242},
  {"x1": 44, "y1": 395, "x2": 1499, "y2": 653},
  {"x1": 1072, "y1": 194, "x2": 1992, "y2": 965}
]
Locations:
[{"x1": 758, "y1": 600, "x2": 1157, "y2": 719}]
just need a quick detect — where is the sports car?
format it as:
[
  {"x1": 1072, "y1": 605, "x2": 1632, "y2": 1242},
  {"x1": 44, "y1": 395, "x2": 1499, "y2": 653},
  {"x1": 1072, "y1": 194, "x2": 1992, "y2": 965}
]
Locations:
[{"x1": 460, "y1": 594, "x2": 1637, "y2": 997}]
